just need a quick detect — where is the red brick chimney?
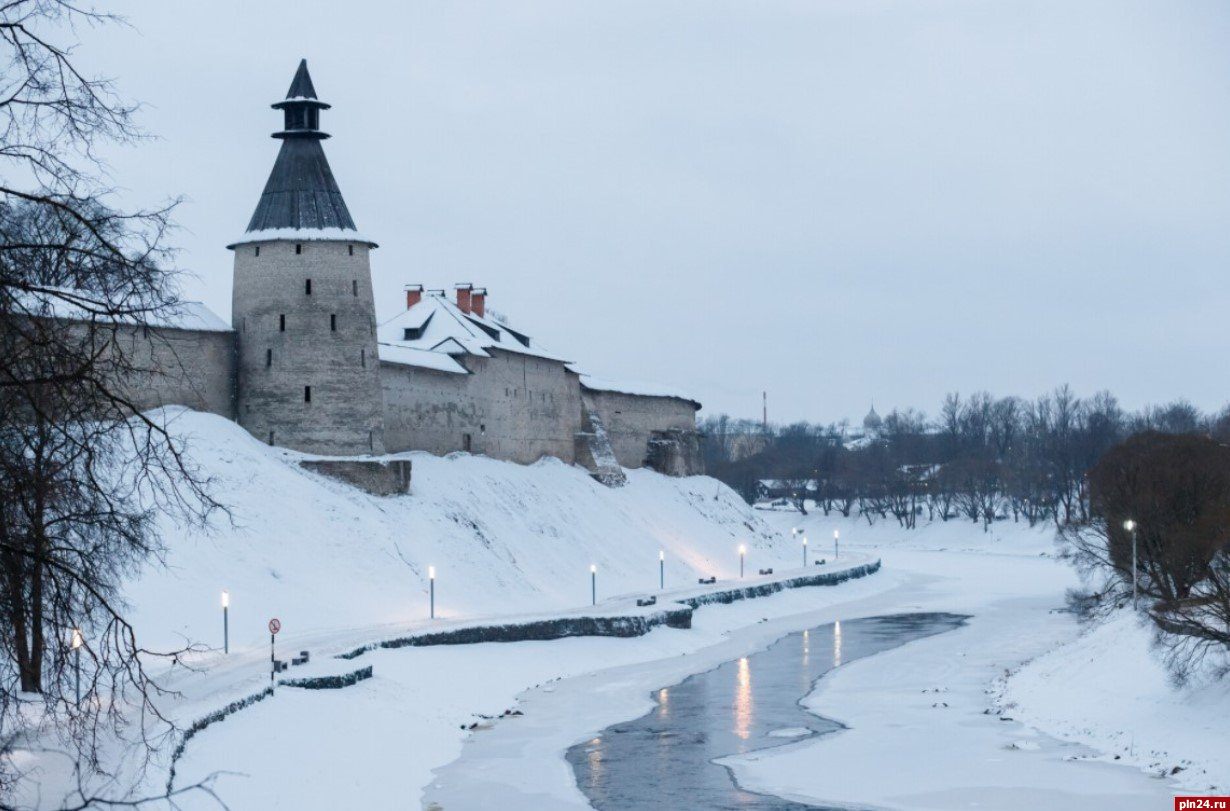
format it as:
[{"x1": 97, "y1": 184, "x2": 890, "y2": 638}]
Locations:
[
  {"x1": 454, "y1": 283, "x2": 473, "y2": 314},
  {"x1": 405, "y1": 284, "x2": 423, "y2": 309},
  {"x1": 471, "y1": 287, "x2": 487, "y2": 318}
]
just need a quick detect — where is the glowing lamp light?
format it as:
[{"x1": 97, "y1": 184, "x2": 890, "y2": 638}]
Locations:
[
  {"x1": 1123, "y1": 519, "x2": 1136, "y2": 532},
  {"x1": 429, "y1": 566, "x2": 436, "y2": 580},
  {"x1": 71, "y1": 628, "x2": 83, "y2": 650},
  {"x1": 590, "y1": 564, "x2": 597, "y2": 574},
  {"x1": 659, "y1": 550, "x2": 664, "y2": 561},
  {"x1": 221, "y1": 590, "x2": 230, "y2": 608}
]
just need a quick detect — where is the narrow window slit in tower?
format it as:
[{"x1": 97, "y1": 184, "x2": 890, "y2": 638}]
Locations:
[
  {"x1": 266, "y1": 348, "x2": 272, "y2": 368},
  {"x1": 361, "y1": 348, "x2": 366, "y2": 368},
  {"x1": 254, "y1": 246, "x2": 260, "y2": 257},
  {"x1": 279, "y1": 314, "x2": 285, "y2": 332},
  {"x1": 348, "y1": 245, "x2": 354, "y2": 256},
  {"x1": 305, "y1": 278, "x2": 312, "y2": 295},
  {"x1": 304, "y1": 385, "x2": 312, "y2": 403},
  {"x1": 296, "y1": 243, "x2": 302, "y2": 255},
  {"x1": 268, "y1": 431, "x2": 274, "y2": 445},
  {"x1": 330, "y1": 314, "x2": 337, "y2": 332},
  {"x1": 352, "y1": 280, "x2": 358, "y2": 296}
]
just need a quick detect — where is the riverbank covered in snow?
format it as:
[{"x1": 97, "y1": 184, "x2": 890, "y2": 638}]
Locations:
[
  {"x1": 17, "y1": 410, "x2": 1226, "y2": 809},
  {"x1": 1004, "y1": 609, "x2": 1230, "y2": 794}
]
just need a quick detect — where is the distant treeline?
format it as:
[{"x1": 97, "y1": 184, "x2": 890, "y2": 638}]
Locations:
[{"x1": 701, "y1": 386, "x2": 1230, "y2": 529}]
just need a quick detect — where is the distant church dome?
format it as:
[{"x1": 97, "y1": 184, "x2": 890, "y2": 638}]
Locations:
[{"x1": 863, "y1": 404, "x2": 883, "y2": 436}]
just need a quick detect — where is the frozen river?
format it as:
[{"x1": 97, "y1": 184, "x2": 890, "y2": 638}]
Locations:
[{"x1": 567, "y1": 613, "x2": 967, "y2": 810}]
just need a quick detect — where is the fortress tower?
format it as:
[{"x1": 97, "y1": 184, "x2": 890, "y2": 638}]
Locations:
[{"x1": 230, "y1": 60, "x2": 385, "y2": 455}]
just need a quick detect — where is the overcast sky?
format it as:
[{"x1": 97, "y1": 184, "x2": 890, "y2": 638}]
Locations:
[{"x1": 90, "y1": 1, "x2": 1230, "y2": 424}]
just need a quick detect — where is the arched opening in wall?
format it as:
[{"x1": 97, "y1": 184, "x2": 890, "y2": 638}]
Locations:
[{"x1": 463, "y1": 433, "x2": 472, "y2": 452}]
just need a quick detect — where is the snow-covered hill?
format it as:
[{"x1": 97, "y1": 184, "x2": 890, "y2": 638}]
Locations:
[{"x1": 129, "y1": 408, "x2": 781, "y2": 654}]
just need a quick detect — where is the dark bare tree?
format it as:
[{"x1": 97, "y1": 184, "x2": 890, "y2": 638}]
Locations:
[
  {"x1": 0, "y1": 2, "x2": 221, "y2": 805},
  {"x1": 1063, "y1": 432, "x2": 1230, "y2": 680}
]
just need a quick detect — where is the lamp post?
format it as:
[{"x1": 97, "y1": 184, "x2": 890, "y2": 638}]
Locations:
[
  {"x1": 429, "y1": 566, "x2": 436, "y2": 619},
  {"x1": 591, "y1": 564, "x2": 597, "y2": 606},
  {"x1": 803, "y1": 535, "x2": 808, "y2": 567},
  {"x1": 70, "y1": 628, "x2": 83, "y2": 706},
  {"x1": 221, "y1": 590, "x2": 229, "y2": 654},
  {"x1": 1123, "y1": 519, "x2": 1138, "y2": 609},
  {"x1": 834, "y1": 529, "x2": 840, "y2": 560},
  {"x1": 739, "y1": 545, "x2": 746, "y2": 578},
  {"x1": 659, "y1": 550, "x2": 665, "y2": 590}
]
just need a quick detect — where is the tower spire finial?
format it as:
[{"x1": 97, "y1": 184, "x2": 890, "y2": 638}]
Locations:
[
  {"x1": 271, "y1": 60, "x2": 331, "y2": 140},
  {"x1": 285, "y1": 58, "x2": 318, "y2": 100}
]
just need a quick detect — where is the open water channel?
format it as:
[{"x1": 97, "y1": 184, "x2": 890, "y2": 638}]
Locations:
[{"x1": 567, "y1": 613, "x2": 967, "y2": 810}]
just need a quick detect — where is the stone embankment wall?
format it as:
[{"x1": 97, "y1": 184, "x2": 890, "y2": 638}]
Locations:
[
  {"x1": 381, "y1": 348, "x2": 582, "y2": 464},
  {"x1": 299, "y1": 459, "x2": 411, "y2": 496},
  {"x1": 582, "y1": 387, "x2": 702, "y2": 475},
  {"x1": 109, "y1": 323, "x2": 237, "y2": 419}
]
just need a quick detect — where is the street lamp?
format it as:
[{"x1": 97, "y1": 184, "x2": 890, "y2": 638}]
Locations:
[
  {"x1": 1123, "y1": 519, "x2": 1138, "y2": 609},
  {"x1": 803, "y1": 535, "x2": 808, "y2": 568},
  {"x1": 70, "y1": 628, "x2": 83, "y2": 706},
  {"x1": 659, "y1": 550, "x2": 665, "y2": 590},
  {"x1": 221, "y1": 590, "x2": 229, "y2": 654},
  {"x1": 834, "y1": 529, "x2": 840, "y2": 560},
  {"x1": 429, "y1": 566, "x2": 436, "y2": 619},
  {"x1": 591, "y1": 564, "x2": 597, "y2": 606},
  {"x1": 739, "y1": 545, "x2": 746, "y2": 579}
]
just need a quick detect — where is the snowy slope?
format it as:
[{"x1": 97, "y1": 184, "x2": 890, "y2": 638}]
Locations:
[{"x1": 129, "y1": 408, "x2": 780, "y2": 654}]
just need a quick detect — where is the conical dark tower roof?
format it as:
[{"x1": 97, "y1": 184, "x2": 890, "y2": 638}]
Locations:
[{"x1": 237, "y1": 60, "x2": 370, "y2": 240}]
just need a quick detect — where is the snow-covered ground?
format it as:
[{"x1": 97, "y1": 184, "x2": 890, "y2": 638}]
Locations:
[
  {"x1": 19, "y1": 411, "x2": 1228, "y2": 809},
  {"x1": 1005, "y1": 610, "x2": 1230, "y2": 794}
]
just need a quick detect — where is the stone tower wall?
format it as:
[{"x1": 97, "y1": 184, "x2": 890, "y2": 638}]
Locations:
[{"x1": 232, "y1": 239, "x2": 385, "y2": 454}]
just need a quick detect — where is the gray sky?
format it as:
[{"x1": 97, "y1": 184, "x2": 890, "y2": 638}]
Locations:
[{"x1": 93, "y1": 1, "x2": 1230, "y2": 424}]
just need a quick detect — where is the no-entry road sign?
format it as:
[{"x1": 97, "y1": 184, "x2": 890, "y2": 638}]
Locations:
[{"x1": 268, "y1": 618, "x2": 281, "y2": 635}]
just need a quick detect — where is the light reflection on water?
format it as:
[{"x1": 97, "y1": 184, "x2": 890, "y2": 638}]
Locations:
[
  {"x1": 833, "y1": 619, "x2": 843, "y2": 668},
  {"x1": 567, "y1": 613, "x2": 967, "y2": 811},
  {"x1": 734, "y1": 656, "x2": 752, "y2": 740}
]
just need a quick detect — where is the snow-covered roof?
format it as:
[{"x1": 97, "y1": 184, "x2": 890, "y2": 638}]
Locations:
[
  {"x1": 378, "y1": 294, "x2": 570, "y2": 364},
  {"x1": 377, "y1": 342, "x2": 468, "y2": 375},
  {"x1": 578, "y1": 374, "x2": 701, "y2": 408},
  {"x1": 11, "y1": 287, "x2": 232, "y2": 333},
  {"x1": 228, "y1": 227, "x2": 377, "y2": 249}
]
